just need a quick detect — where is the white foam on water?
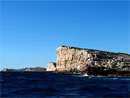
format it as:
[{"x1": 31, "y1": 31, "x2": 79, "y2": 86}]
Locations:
[
  {"x1": 112, "y1": 78, "x2": 118, "y2": 80},
  {"x1": 82, "y1": 74, "x2": 88, "y2": 77},
  {"x1": 72, "y1": 74, "x2": 130, "y2": 81},
  {"x1": 120, "y1": 78, "x2": 130, "y2": 80}
]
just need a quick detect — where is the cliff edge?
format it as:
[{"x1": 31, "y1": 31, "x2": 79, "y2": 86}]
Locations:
[{"x1": 54, "y1": 46, "x2": 130, "y2": 75}]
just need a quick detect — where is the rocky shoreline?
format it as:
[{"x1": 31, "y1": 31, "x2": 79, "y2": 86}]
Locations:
[{"x1": 47, "y1": 46, "x2": 130, "y2": 76}]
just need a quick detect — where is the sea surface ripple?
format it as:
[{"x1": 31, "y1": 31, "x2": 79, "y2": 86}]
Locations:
[{"x1": 0, "y1": 72, "x2": 130, "y2": 97}]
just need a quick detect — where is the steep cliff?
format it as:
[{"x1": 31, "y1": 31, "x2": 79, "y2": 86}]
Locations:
[{"x1": 56, "y1": 46, "x2": 130, "y2": 75}]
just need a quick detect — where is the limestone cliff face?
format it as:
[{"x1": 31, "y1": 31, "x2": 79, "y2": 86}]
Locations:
[
  {"x1": 46, "y1": 62, "x2": 56, "y2": 71},
  {"x1": 56, "y1": 46, "x2": 130, "y2": 72}
]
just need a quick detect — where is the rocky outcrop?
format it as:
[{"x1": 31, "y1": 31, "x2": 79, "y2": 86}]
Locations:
[
  {"x1": 55, "y1": 46, "x2": 130, "y2": 75},
  {"x1": 46, "y1": 62, "x2": 56, "y2": 71}
]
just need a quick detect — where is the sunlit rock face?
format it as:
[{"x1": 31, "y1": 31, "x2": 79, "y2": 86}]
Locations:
[
  {"x1": 56, "y1": 46, "x2": 130, "y2": 73},
  {"x1": 46, "y1": 62, "x2": 56, "y2": 71}
]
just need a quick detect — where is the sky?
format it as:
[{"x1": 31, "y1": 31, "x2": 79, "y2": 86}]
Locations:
[{"x1": 0, "y1": 0, "x2": 129, "y2": 70}]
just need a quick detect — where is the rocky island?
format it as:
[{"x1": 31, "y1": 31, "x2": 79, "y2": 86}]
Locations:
[
  {"x1": 47, "y1": 46, "x2": 130, "y2": 76},
  {"x1": 2, "y1": 67, "x2": 46, "y2": 72}
]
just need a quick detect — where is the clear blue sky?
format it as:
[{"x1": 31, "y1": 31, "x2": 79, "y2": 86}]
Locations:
[{"x1": 0, "y1": 0, "x2": 129, "y2": 70}]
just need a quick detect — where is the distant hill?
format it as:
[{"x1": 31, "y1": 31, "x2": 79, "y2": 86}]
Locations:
[{"x1": 1, "y1": 67, "x2": 46, "y2": 72}]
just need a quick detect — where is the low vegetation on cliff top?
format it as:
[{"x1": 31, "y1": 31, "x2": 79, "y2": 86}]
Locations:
[{"x1": 61, "y1": 45, "x2": 130, "y2": 56}]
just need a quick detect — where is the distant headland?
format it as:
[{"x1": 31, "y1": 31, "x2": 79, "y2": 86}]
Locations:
[
  {"x1": 2, "y1": 46, "x2": 130, "y2": 76},
  {"x1": 1, "y1": 67, "x2": 46, "y2": 72}
]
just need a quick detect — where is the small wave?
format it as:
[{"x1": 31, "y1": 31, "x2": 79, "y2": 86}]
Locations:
[
  {"x1": 111, "y1": 78, "x2": 118, "y2": 80},
  {"x1": 82, "y1": 74, "x2": 88, "y2": 77},
  {"x1": 120, "y1": 78, "x2": 130, "y2": 80},
  {"x1": 1, "y1": 72, "x2": 130, "y2": 97},
  {"x1": 73, "y1": 75, "x2": 130, "y2": 81},
  {"x1": 9, "y1": 87, "x2": 44, "y2": 94}
]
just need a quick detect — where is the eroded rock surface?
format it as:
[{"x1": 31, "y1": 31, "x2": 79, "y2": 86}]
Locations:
[
  {"x1": 56, "y1": 46, "x2": 130, "y2": 74},
  {"x1": 46, "y1": 62, "x2": 56, "y2": 71}
]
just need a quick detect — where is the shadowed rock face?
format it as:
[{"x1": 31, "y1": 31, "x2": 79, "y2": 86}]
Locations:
[
  {"x1": 56, "y1": 46, "x2": 130, "y2": 74},
  {"x1": 46, "y1": 62, "x2": 56, "y2": 71}
]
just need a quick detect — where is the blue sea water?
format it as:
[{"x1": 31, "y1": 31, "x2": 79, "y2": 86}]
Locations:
[{"x1": 0, "y1": 72, "x2": 130, "y2": 97}]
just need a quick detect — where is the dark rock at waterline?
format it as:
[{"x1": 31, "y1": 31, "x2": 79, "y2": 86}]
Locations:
[
  {"x1": 82, "y1": 67, "x2": 130, "y2": 76},
  {"x1": 55, "y1": 67, "x2": 130, "y2": 76}
]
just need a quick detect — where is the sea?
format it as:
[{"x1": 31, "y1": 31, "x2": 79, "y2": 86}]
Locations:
[{"x1": 0, "y1": 72, "x2": 130, "y2": 98}]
